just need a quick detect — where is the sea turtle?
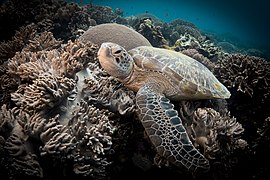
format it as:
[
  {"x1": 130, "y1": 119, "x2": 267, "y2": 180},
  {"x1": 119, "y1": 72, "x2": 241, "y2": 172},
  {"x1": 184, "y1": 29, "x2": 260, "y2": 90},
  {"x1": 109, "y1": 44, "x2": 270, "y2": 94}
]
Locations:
[{"x1": 97, "y1": 42, "x2": 231, "y2": 172}]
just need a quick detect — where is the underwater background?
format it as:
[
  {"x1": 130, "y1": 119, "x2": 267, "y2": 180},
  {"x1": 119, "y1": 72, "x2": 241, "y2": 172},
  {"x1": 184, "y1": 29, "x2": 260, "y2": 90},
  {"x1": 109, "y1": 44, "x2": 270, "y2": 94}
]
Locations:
[
  {"x1": 0, "y1": 0, "x2": 269, "y2": 180},
  {"x1": 76, "y1": 0, "x2": 270, "y2": 59}
]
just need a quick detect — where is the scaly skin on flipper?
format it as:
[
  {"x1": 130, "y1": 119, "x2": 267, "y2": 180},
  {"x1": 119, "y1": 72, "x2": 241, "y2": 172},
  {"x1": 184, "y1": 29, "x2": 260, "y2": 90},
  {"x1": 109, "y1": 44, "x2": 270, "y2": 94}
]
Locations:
[{"x1": 136, "y1": 84, "x2": 210, "y2": 172}]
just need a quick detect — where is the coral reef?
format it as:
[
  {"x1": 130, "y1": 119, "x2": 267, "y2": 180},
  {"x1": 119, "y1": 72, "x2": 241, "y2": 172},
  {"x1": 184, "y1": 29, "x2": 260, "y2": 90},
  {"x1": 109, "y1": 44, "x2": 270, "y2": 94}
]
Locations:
[
  {"x1": 0, "y1": 0, "x2": 269, "y2": 179},
  {"x1": 0, "y1": 0, "x2": 98, "y2": 43},
  {"x1": 133, "y1": 18, "x2": 168, "y2": 48},
  {"x1": 181, "y1": 48, "x2": 215, "y2": 71},
  {"x1": 0, "y1": 29, "x2": 131, "y2": 179},
  {"x1": 79, "y1": 23, "x2": 152, "y2": 51},
  {"x1": 215, "y1": 54, "x2": 270, "y2": 99}
]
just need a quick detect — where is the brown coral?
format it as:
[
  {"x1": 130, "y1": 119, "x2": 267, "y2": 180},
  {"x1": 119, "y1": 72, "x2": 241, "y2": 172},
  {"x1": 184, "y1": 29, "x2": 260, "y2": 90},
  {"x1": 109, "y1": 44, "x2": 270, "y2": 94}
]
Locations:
[
  {"x1": 79, "y1": 23, "x2": 152, "y2": 51},
  {"x1": 215, "y1": 54, "x2": 270, "y2": 99},
  {"x1": 0, "y1": 24, "x2": 36, "y2": 64},
  {"x1": 184, "y1": 107, "x2": 247, "y2": 178},
  {"x1": 7, "y1": 33, "x2": 98, "y2": 113},
  {"x1": 134, "y1": 18, "x2": 168, "y2": 48},
  {"x1": 181, "y1": 48, "x2": 215, "y2": 71},
  {"x1": 0, "y1": 105, "x2": 43, "y2": 178}
]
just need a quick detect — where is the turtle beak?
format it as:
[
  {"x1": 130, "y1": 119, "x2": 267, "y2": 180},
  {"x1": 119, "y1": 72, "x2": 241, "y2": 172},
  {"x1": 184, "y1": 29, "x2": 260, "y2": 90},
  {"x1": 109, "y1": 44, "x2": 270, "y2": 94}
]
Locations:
[{"x1": 98, "y1": 43, "x2": 111, "y2": 59}]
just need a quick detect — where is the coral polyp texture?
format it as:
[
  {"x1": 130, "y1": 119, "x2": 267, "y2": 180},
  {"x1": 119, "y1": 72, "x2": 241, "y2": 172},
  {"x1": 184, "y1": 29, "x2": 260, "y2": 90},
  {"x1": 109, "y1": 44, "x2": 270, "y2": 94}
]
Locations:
[
  {"x1": 215, "y1": 54, "x2": 270, "y2": 99},
  {"x1": 0, "y1": 0, "x2": 269, "y2": 179},
  {"x1": 79, "y1": 23, "x2": 152, "y2": 51}
]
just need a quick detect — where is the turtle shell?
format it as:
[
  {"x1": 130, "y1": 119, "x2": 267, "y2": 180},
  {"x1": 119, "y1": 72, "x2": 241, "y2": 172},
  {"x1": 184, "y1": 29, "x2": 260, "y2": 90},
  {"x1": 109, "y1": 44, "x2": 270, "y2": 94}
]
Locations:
[{"x1": 128, "y1": 46, "x2": 230, "y2": 99}]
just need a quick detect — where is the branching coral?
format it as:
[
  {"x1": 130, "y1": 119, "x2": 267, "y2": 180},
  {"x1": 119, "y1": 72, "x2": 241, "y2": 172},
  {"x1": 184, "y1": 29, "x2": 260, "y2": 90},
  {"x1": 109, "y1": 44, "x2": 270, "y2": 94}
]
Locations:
[
  {"x1": 134, "y1": 18, "x2": 168, "y2": 48},
  {"x1": 215, "y1": 54, "x2": 270, "y2": 99},
  {"x1": 0, "y1": 24, "x2": 36, "y2": 64},
  {"x1": 0, "y1": 105, "x2": 43, "y2": 178},
  {"x1": 23, "y1": 31, "x2": 63, "y2": 52},
  {"x1": 0, "y1": 65, "x2": 18, "y2": 107},
  {"x1": 83, "y1": 61, "x2": 136, "y2": 115},
  {"x1": 7, "y1": 33, "x2": 98, "y2": 113},
  {"x1": 181, "y1": 48, "x2": 215, "y2": 71},
  {"x1": 190, "y1": 108, "x2": 247, "y2": 179}
]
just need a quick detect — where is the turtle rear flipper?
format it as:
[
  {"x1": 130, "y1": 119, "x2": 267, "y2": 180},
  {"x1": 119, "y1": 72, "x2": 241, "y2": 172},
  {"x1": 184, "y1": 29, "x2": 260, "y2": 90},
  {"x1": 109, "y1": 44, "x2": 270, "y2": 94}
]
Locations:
[{"x1": 136, "y1": 84, "x2": 210, "y2": 172}]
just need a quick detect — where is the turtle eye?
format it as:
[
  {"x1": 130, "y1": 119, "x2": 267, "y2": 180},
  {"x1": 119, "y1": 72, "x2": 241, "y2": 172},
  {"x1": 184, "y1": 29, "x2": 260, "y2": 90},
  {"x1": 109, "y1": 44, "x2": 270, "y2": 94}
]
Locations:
[{"x1": 113, "y1": 50, "x2": 122, "y2": 55}]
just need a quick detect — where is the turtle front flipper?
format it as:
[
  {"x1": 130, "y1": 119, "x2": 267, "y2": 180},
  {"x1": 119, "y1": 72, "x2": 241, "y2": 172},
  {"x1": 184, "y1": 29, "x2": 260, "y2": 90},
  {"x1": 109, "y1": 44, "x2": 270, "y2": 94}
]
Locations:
[{"x1": 136, "y1": 84, "x2": 210, "y2": 172}]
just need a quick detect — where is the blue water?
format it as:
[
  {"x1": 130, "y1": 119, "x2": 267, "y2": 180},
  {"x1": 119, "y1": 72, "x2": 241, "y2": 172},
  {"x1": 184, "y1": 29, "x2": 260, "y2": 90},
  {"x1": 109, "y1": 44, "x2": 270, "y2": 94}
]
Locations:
[{"x1": 69, "y1": 0, "x2": 270, "y2": 55}]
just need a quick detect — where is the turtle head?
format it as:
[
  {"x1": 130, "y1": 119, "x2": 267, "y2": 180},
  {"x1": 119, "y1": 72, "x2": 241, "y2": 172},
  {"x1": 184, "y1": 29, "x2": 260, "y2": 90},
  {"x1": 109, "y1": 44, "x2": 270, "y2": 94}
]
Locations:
[{"x1": 98, "y1": 42, "x2": 133, "y2": 81}]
